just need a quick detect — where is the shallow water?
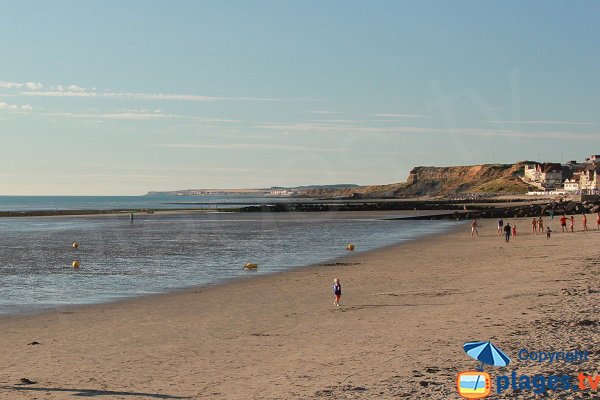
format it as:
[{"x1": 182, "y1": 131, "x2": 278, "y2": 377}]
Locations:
[
  {"x1": 0, "y1": 212, "x2": 459, "y2": 315},
  {"x1": 0, "y1": 195, "x2": 301, "y2": 211}
]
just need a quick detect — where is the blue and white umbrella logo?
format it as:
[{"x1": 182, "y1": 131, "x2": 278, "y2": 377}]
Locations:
[{"x1": 464, "y1": 341, "x2": 511, "y2": 369}]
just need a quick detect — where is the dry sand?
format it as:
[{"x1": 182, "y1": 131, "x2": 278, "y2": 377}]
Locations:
[{"x1": 0, "y1": 218, "x2": 598, "y2": 399}]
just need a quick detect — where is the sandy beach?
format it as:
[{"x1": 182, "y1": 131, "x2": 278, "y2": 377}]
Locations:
[{"x1": 0, "y1": 217, "x2": 598, "y2": 399}]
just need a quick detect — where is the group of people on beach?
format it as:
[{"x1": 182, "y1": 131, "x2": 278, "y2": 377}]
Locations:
[
  {"x1": 338, "y1": 212, "x2": 599, "y2": 307},
  {"x1": 470, "y1": 212, "x2": 600, "y2": 242},
  {"x1": 552, "y1": 213, "x2": 599, "y2": 233}
]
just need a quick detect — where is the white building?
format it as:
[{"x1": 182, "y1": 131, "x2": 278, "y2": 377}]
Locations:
[
  {"x1": 524, "y1": 164, "x2": 541, "y2": 182},
  {"x1": 524, "y1": 163, "x2": 563, "y2": 189},
  {"x1": 580, "y1": 165, "x2": 600, "y2": 192},
  {"x1": 563, "y1": 178, "x2": 579, "y2": 192}
]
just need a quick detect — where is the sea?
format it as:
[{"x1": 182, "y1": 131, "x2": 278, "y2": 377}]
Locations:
[
  {"x1": 0, "y1": 196, "x2": 460, "y2": 315},
  {"x1": 0, "y1": 194, "x2": 303, "y2": 211}
]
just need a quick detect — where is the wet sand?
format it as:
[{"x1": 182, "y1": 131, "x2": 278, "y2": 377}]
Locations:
[{"x1": 0, "y1": 218, "x2": 598, "y2": 399}]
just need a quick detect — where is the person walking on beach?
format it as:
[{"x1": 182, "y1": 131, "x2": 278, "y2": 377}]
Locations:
[
  {"x1": 560, "y1": 215, "x2": 567, "y2": 232},
  {"x1": 512, "y1": 224, "x2": 517, "y2": 238},
  {"x1": 582, "y1": 214, "x2": 588, "y2": 232},
  {"x1": 332, "y1": 278, "x2": 342, "y2": 307},
  {"x1": 538, "y1": 217, "x2": 544, "y2": 234},
  {"x1": 471, "y1": 219, "x2": 479, "y2": 237},
  {"x1": 570, "y1": 215, "x2": 575, "y2": 232},
  {"x1": 597, "y1": 212, "x2": 600, "y2": 230},
  {"x1": 504, "y1": 222, "x2": 511, "y2": 243},
  {"x1": 532, "y1": 217, "x2": 538, "y2": 234},
  {"x1": 497, "y1": 217, "x2": 504, "y2": 236},
  {"x1": 546, "y1": 226, "x2": 552, "y2": 239}
]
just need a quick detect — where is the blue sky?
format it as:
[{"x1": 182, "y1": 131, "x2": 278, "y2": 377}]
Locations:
[{"x1": 1, "y1": 0, "x2": 598, "y2": 195}]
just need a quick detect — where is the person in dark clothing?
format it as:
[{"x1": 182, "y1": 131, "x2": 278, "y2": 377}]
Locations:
[
  {"x1": 332, "y1": 278, "x2": 342, "y2": 307},
  {"x1": 504, "y1": 223, "x2": 512, "y2": 243}
]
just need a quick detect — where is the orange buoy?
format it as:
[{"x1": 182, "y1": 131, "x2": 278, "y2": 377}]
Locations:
[
  {"x1": 72, "y1": 242, "x2": 79, "y2": 249},
  {"x1": 72, "y1": 260, "x2": 81, "y2": 268},
  {"x1": 244, "y1": 263, "x2": 258, "y2": 270}
]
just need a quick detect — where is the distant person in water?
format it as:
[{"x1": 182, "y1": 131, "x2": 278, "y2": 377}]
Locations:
[
  {"x1": 546, "y1": 226, "x2": 552, "y2": 239},
  {"x1": 560, "y1": 214, "x2": 567, "y2": 232},
  {"x1": 504, "y1": 222, "x2": 511, "y2": 243},
  {"x1": 532, "y1": 217, "x2": 538, "y2": 234},
  {"x1": 497, "y1": 217, "x2": 504, "y2": 236},
  {"x1": 512, "y1": 224, "x2": 517, "y2": 238},
  {"x1": 471, "y1": 219, "x2": 479, "y2": 237},
  {"x1": 570, "y1": 216, "x2": 575, "y2": 232},
  {"x1": 130, "y1": 213, "x2": 134, "y2": 223},
  {"x1": 332, "y1": 278, "x2": 342, "y2": 307},
  {"x1": 582, "y1": 214, "x2": 588, "y2": 231}
]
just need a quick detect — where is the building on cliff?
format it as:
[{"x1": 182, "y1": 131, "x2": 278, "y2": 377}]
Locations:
[
  {"x1": 523, "y1": 163, "x2": 563, "y2": 189},
  {"x1": 580, "y1": 164, "x2": 600, "y2": 193}
]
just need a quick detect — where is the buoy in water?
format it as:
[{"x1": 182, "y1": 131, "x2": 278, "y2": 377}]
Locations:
[
  {"x1": 72, "y1": 260, "x2": 81, "y2": 268},
  {"x1": 244, "y1": 263, "x2": 258, "y2": 270},
  {"x1": 72, "y1": 242, "x2": 79, "y2": 249},
  {"x1": 346, "y1": 244, "x2": 355, "y2": 251}
]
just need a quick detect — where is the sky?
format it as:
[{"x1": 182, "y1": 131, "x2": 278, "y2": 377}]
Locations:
[{"x1": 1, "y1": 0, "x2": 599, "y2": 195}]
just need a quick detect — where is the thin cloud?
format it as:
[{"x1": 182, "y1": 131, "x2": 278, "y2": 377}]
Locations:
[
  {"x1": 306, "y1": 119, "x2": 366, "y2": 124},
  {"x1": 40, "y1": 111, "x2": 237, "y2": 123},
  {"x1": 103, "y1": 92, "x2": 278, "y2": 102},
  {"x1": 310, "y1": 110, "x2": 344, "y2": 115},
  {"x1": 0, "y1": 101, "x2": 34, "y2": 111},
  {"x1": 23, "y1": 90, "x2": 96, "y2": 97},
  {"x1": 157, "y1": 143, "x2": 343, "y2": 152},
  {"x1": 0, "y1": 81, "x2": 43, "y2": 90},
  {"x1": 485, "y1": 120, "x2": 595, "y2": 126},
  {"x1": 6, "y1": 80, "x2": 278, "y2": 102},
  {"x1": 369, "y1": 113, "x2": 431, "y2": 119},
  {"x1": 101, "y1": 112, "x2": 181, "y2": 120},
  {"x1": 75, "y1": 163, "x2": 286, "y2": 175},
  {"x1": 61, "y1": 84, "x2": 88, "y2": 92},
  {"x1": 21, "y1": 89, "x2": 278, "y2": 102},
  {"x1": 258, "y1": 121, "x2": 600, "y2": 140}
]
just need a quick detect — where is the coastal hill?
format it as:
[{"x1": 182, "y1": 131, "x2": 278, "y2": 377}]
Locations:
[
  {"x1": 295, "y1": 162, "x2": 536, "y2": 198},
  {"x1": 147, "y1": 163, "x2": 537, "y2": 199},
  {"x1": 146, "y1": 184, "x2": 359, "y2": 196}
]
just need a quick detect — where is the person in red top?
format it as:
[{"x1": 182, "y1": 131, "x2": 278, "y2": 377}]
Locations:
[
  {"x1": 559, "y1": 215, "x2": 567, "y2": 232},
  {"x1": 597, "y1": 212, "x2": 600, "y2": 230}
]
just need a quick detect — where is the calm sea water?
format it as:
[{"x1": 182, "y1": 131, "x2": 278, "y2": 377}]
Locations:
[
  {"x1": 0, "y1": 195, "x2": 304, "y2": 211},
  {"x1": 0, "y1": 211, "x2": 459, "y2": 315}
]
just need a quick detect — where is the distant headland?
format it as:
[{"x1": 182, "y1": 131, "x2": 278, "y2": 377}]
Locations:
[
  {"x1": 146, "y1": 184, "x2": 360, "y2": 197},
  {"x1": 147, "y1": 155, "x2": 600, "y2": 199}
]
